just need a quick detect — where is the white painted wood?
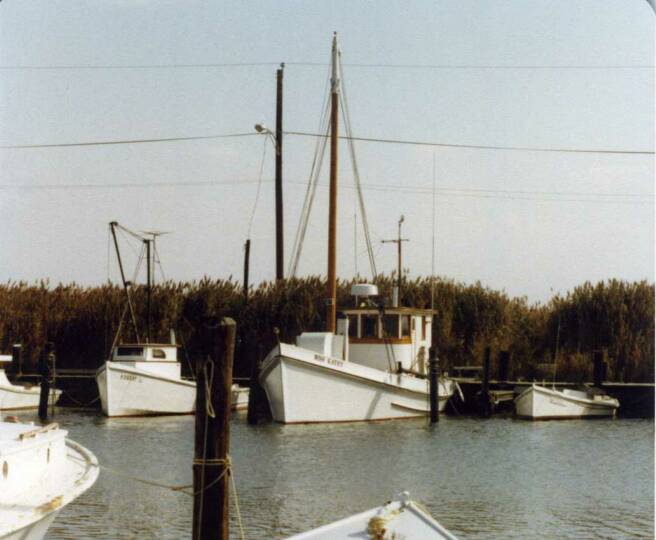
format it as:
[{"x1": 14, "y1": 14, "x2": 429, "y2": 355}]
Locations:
[
  {"x1": 96, "y1": 344, "x2": 196, "y2": 416},
  {"x1": 260, "y1": 340, "x2": 455, "y2": 423},
  {"x1": 0, "y1": 370, "x2": 61, "y2": 410},
  {"x1": 0, "y1": 421, "x2": 99, "y2": 540},
  {"x1": 514, "y1": 383, "x2": 619, "y2": 419},
  {"x1": 287, "y1": 491, "x2": 458, "y2": 539},
  {"x1": 231, "y1": 384, "x2": 249, "y2": 411}
]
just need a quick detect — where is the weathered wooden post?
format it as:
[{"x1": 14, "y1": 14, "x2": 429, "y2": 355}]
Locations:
[
  {"x1": 592, "y1": 350, "x2": 605, "y2": 388},
  {"x1": 11, "y1": 344, "x2": 22, "y2": 377},
  {"x1": 38, "y1": 342, "x2": 55, "y2": 421},
  {"x1": 243, "y1": 239, "x2": 251, "y2": 301},
  {"x1": 193, "y1": 318, "x2": 235, "y2": 540},
  {"x1": 498, "y1": 350, "x2": 510, "y2": 382},
  {"x1": 478, "y1": 347, "x2": 492, "y2": 418},
  {"x1": 429, "y1": 346, "x2": 439, "y2": 423}
]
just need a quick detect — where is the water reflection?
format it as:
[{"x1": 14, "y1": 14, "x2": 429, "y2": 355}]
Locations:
[{"x1": 21, "y1": 408, "x2": 652, "y2": 539}]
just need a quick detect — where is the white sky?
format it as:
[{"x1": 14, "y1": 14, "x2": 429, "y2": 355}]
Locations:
[{"x1": 1, "y1": 1, "x2": 654, "y2": 303}]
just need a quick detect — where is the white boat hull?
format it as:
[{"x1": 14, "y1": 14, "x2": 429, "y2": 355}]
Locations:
[
  {"x1": 288, "y1": 491, "x2": 458, "y2": 539},
  {"x1": 260, "y1": 344, "x2": 454, "y2": 423},
  {"x1": 96, "y1": 361, "x2": 196, "y2": 417},
  {"x1": 231, "y1": 385, "x2": 249, "y2": 411},
  {"x1": 514, "y1": 384, "x2": 619, "y2": 420},
  {"x1": 0, "y1": 371, "x2": 61, "y2": 410},
  {"x1": 0, "y1": 424, "x2": 99, "y2": 540}
]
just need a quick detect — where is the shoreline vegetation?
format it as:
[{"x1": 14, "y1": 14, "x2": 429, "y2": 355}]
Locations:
[{"x1": 0, "y1": 276, "x2": 653, "y2": 383}]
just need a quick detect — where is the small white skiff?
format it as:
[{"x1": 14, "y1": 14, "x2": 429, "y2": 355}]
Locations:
[
  {"x1": 231, "y1": 384, "x2": 249, "y2": 411},
  {"x1": 0, "y1": 420, "x2": 99, "y2": 540},
  {"x1": 287, "y1": 491, "x2": 458, "y2": 539},
  {"x1": 515, "y1": 383, "x2": 619, "y2": 420},
  {"x1": 0, "y1": 367, "x2": 61, "y2": 411},
  {"x1": 96, "y1": 344, "x2": 196, "y2": 417}
]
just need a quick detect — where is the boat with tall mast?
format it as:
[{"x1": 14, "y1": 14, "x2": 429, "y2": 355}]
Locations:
[
  {"x1": 95, "y1": 222, "x2": 196, "y2": 417},
  {"x1": 259, "y1": 34, "x2": 456, "y2": 423}
]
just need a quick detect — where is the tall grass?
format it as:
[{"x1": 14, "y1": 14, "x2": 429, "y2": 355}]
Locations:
[{"x1": 0, "y1": 277, "x2": 652, "y2": 382}]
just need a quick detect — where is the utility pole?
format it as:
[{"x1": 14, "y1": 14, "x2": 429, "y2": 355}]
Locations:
[
  {"x1": 275, "y1": 63, "x2": 284, "y2": 281},
  {"x1": 381, "y1": 215, "x2": 409, "y2": 306},
  {"x1": 145, "y1": 239, "x2": 151, "y2": 343}
]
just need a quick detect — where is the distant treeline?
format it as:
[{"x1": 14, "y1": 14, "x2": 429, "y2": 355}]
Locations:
[{"x1": 0, "y1": 277, "x2": 653, "y2": 383}]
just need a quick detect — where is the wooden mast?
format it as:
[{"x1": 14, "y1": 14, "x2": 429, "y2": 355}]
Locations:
[{"x1": 326, "y1": 32, "x2": 339, "y2": 333}]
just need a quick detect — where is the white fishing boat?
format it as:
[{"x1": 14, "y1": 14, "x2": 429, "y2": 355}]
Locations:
[
  {"x1": 0, "y1": 355, "x2": 61, "y2": 411},
  {"x1": 260, "y1": 287, "x2": 457, "y2": 423},
  {"x1": 288, "y1": 491, "x2": 458, "y2": 539},
  {"x1": 96, "y1": 343, "x2": 196, "y2": 417},
  {"x1": 0, "y1": 419, "x2": 99, "y2": 540},
  {"x1": 259, "y1": 35, "x2": 456, "y2": 424},
  {"x1": 96, "y1": 222, "x2": 196, "y2": 417},
  {"x1": 514, "y1": 383, "x2": 619, "y2": 420},
  {"x1": 231, "y1": 384, "x2": 249, "y2": 411}
]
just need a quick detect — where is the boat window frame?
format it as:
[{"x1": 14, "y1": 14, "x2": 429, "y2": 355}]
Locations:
[
  {"x1": 382, "y1": 314, "x2": 400, "y2": 339},
  {"x1": 115, "y1": 346, "x2": 145, "y2": 358},
  {"x1": 361, "y1": 314, "x2": 379, "y2": 339}
]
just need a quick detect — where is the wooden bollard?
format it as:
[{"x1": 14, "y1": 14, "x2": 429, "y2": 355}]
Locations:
[
  {"x1": 11, "y1": 344, "x2": 22, "y2": 376},
  {"x1": 592, "y1": 350, "x2": 605, "y2": 388},
  {"x1": 193, "y1": 318, "x2": 235, "y2": 540},
  {"x1": 428, "y1": 346, "x2": 439, "y2": 423},
  {"x1": 478, "y1": 347, "x2": 492, "y2": 418},
  {"x1": 38, "y1": 342, "x2": 55, "y2": 421},
  {"x1": 498, "y1": 350, "x2": 510, "y2": 382}
]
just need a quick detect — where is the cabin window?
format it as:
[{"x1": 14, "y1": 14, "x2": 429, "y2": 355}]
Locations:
[
  {"x1": 361, "y1": 314, "x2": 378, "y2": 338},
  {"x1": 152, "y1": 349, "x2": 166, "y2": 359},
  {"x1": 382, "y1": 315, "x2": 399, "y2": 339},
  {"x1": 347, "y1": 315, "x2": 358, "y2": 338},
  {"x1": 116, "y1": 347, "x2": 144, "y2": 357},
  {"x1": 2, "y1": 461, "x2": 7, "y2": 479},
  {"x1": 400, "y1": 315, "x2": 411, "y2": 338},
  {"x1": 421, "y1": 317, "x2": 427, "y2": 340}
]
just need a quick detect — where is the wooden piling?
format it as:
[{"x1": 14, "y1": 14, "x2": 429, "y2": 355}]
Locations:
[
  {"x1": 193, "y1": 318, "x2": 235, "y2": 540},
  {"x1": 11, "y1": 344, "x2": 22, "y2": 376},
  {"x1": 498, "y1": 350, "x2": 510, "y2": 382},
  {"x1": 478, "y1": 347, "x2": 492, "y2": 418},
  {"x1": 38, "y1": 342, "x2": 54, "y2": 420},
  {"x1": 593, "y1": 350, "x2": 605, "y2": 388},
  {"x1": 429, "y1": 346, "x2": 439, "y2": 423}
]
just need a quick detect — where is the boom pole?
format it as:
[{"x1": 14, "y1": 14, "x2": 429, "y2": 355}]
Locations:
[{"x1": 109, "y1": 221, "x2": 140, "y2": 342}]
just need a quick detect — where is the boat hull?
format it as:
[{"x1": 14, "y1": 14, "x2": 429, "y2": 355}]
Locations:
[
  {"x1": 0, "y1": 371, "x2": 61, "y2": 410},
  {"x1": 260, "y1": 344, "x2": 453, "y2": 423},
  {"x1": 514, "y1": 384, "x2": 619, "y2": 420},
  {"x1": 0, "y1": 424, "x2": 99, "y2": 540},
  {"x1": 96, "y1": 361, "x2": 196, "y2": 417}
]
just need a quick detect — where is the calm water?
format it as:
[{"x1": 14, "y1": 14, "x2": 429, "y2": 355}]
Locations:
[{"x1": 30, "y1": 408, "x2": 653, "y2": 539}]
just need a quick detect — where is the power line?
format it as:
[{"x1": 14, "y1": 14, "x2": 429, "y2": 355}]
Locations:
[
  {"x1": 286, "y1": 131, "x2": 654, "y2": 155},
  {"x1": 1, "y1": 177, "x2": 651, "y2": 204},
  {"x1": 2, "y1": 130, "x2": 652, "y2": 154},
  {"x1": 0, "y1": 61, "x2": 653, "y2": 71},
  {"x1": 0, "y1": 132, "x2": 257, "y2": 149}
]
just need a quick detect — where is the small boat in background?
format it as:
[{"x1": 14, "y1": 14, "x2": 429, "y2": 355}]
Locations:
[
  {"x1": 0, "y1": 418, "x2": 98, "y2": 540},
  {"x1": 231, "y1": 384, "x2": 249, "y2": 411},
  {"x1": 96, "y1": 343, "x2": 196, "y2": 417},
  {"x1": 514, "y1": 383, "x2": 619, "y2": 420},
  {"x1": 287, "y1": 491, "x2": 458, "y2": 539},
  {"x1": 96, "y1": 222, "x2": 196, "y2": 417},
  {"x1": 0, "y1": 355, "x2": 61, "y2": 411}
]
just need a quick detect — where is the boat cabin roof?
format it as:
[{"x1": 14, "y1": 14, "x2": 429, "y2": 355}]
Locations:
[
  {"x1": 115, "y1": 343, "x2": 180, "y2": 349},
  {"x1": 341, "y1": 307, "x2": 434, "y2": 316}
]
